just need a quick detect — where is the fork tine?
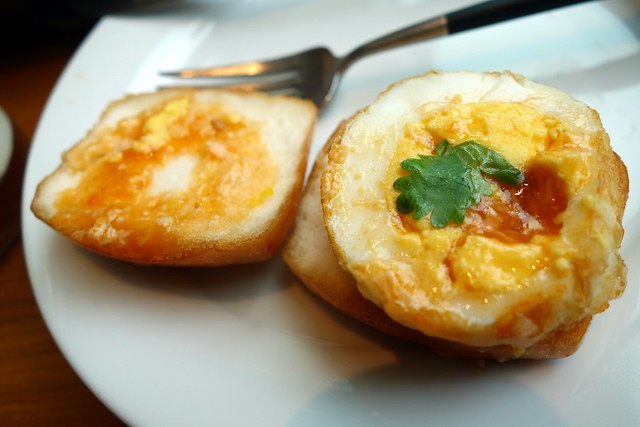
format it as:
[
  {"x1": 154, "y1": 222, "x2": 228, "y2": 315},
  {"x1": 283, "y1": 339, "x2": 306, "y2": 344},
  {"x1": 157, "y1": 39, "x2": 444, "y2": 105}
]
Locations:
[
  {"x1": 159, "y1": 77, "x2": 300, "y2": 95},
  {"x1": 160, "y1": 55, "x2": 297, "y2": 79},
  {"x1": 222, "y1": 80, "x2": 299, "y2": 93}
]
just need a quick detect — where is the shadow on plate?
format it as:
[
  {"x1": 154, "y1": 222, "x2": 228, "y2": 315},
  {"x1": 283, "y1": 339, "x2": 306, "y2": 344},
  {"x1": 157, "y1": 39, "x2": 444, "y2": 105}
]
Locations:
[
  {"x1": 56, "y1": 239, "x2": 293, "y2": 303},
  {"x1": 287, "y1": 348, "x2": 565, "y2": 427}
]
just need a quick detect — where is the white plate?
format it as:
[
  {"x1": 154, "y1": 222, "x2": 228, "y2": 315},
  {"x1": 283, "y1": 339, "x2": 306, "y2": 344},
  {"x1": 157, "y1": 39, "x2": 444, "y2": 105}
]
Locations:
[{"x1": 22, "y1": 1, "x2": 640, "y2": 426}]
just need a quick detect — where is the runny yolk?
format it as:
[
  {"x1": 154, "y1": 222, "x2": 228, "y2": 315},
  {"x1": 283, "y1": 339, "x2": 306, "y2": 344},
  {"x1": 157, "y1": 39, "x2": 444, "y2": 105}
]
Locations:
[{"x1": 390, "y1": 101, "x2": 571, "y2": 242}]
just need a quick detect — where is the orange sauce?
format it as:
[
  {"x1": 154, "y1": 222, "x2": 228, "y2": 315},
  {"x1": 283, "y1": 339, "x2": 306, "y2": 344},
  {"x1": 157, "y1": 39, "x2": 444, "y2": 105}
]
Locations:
[
  {"x1": 461, "y1": 163, "x2": 568, "y2": 243},
  {"x1": 512, "y1": 163, "x2": 568, "y2": 233},
  {"x1": 50, "y1": 96, "x2": 277, "y2": 261}
]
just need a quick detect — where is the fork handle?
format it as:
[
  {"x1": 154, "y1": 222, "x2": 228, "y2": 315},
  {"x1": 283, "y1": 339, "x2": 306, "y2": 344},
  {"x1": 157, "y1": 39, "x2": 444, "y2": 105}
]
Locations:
[
  {"x1": 341, "y1": 0, "x2": 592, "y2": 70},
  {"x1": 447, "y1": 0, "x2": 593, "y2": 34}
]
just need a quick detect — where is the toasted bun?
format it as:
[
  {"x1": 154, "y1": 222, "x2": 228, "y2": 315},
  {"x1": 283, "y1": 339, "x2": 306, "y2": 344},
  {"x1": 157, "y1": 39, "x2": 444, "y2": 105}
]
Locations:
[
  {"x1": 32, "y1": 88, "x2": 316, "y2": 266},
  {"x1": 284, "y1": 135, "x2": 592, "y2": 361},
  {"x1": 285, "y1": 70, "x2": 628, "y2": 360}
]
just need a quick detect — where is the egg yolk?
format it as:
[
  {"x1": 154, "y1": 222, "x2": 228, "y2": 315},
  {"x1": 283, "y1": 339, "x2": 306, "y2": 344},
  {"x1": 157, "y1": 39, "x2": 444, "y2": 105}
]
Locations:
[
  {"x1": 50, "y1": 95, "x2": 277, "y2": 261},
  {"x1": 383, "y1": 101, "x2": 573, "y2": 301}
]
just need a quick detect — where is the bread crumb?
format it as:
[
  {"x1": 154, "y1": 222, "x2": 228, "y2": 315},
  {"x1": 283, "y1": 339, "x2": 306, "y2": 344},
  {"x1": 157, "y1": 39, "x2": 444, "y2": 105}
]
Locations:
[
  {"x1": 206, "y1": 140, "x2": 229, "y2": 159},
  {"x1": 88, "y1": 210, "x2": 129, "y2": 245}
]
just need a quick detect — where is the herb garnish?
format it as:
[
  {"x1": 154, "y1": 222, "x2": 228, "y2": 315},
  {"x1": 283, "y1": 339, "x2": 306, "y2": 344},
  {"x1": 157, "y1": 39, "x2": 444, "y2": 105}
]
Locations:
[{"x1": 393, "y1": 140, "x2": 524, "y2": 228}]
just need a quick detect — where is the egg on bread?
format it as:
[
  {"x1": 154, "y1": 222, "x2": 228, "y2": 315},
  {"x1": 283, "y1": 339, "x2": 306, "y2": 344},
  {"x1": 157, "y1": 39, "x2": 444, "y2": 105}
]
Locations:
[
  {"x1": 31, "y1": 88, "x2": 316, "y2": 266},
  {"x1": 286, "y1": 70, "x2": 628, "y2": 359},
  {"x1": 284, "y1": 131, "x2": 592, "y2": 360}
]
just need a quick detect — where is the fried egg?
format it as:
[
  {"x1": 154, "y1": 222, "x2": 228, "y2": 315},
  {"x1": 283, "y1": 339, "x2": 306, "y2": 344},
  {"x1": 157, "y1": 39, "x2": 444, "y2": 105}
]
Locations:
[{"x1": 321, "y1": 71, "x2": 628, "y2": 349}]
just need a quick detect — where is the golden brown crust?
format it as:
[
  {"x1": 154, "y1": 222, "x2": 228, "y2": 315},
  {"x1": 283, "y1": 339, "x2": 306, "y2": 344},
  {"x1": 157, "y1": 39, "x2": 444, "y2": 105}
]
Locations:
[{"x1": 284, "y1": 136, "x2": 594, "y2": 361}]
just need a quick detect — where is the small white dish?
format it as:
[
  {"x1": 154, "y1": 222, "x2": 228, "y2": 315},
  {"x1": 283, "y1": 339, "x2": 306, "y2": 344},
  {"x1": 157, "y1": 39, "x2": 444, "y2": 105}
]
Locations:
[{"x1": 0, "y1": 106, "x2": 13, "y2": 181}]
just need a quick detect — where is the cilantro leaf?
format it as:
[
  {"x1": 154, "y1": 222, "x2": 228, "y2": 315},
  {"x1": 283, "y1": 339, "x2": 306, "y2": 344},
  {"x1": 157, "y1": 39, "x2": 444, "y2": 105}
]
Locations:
[
  {"x1": 452, "y1": 140, "x2": 524, "y2": 185},
  {"x1": 393, "y1": 140, "x2": 523, "y2": 228},
  {"x1": 394, "y1": 152, "x2": 474, "y2": 225}
]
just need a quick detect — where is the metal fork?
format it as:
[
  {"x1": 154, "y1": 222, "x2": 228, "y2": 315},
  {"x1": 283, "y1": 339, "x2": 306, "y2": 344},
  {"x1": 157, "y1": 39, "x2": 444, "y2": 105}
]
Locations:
[{"x1": 161, "y1": 0, "x2": 592, "y2": 110}]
